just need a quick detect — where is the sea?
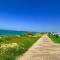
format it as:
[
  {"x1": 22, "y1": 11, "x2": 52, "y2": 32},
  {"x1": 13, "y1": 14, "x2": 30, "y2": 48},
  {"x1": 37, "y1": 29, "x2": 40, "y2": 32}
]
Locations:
[{"x1": 0, "y1": 30, "x2": 36, "y2": 35}]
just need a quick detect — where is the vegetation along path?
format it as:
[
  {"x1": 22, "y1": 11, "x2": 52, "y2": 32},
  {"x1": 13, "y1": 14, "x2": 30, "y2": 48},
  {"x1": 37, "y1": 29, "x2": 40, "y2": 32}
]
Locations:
[{"x1": 16, "y1": 35, "x2": 60, "y2": 60}]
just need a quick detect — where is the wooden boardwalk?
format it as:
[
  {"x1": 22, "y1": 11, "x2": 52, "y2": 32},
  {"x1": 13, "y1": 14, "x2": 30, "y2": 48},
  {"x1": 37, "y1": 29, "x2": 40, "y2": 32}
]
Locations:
[{"x1": 16, "y1": 35, "x2": 60, "y2": 60}]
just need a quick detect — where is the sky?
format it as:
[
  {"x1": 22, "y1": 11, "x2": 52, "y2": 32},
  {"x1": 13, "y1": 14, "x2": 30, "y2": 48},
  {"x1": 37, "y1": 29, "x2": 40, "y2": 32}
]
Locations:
[{"x1": 0, "y1": 0, "x2": 60, "y2": 32}]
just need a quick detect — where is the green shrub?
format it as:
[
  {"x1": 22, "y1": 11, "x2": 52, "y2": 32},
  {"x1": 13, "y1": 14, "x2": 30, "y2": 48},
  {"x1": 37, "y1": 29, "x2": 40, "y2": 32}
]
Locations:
[
  {"x1": 48, "y1": 33, "x2": 60, "y2": 43},
  {"x1": 0, "y1": 33, "x2": 43, "y2": 60}
]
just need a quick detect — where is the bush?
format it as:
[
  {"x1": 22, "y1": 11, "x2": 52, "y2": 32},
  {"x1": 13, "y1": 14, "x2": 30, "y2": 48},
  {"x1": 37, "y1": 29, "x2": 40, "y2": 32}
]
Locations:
[
  {"x1": 54, "y1": 34, "x2": 58, "y2": 38},
  {"x1": 48, "y1": 33, "x2": 60, "y2": 43},
  {"x1": 0, "y1": 33, "x2": 43, "y2": 60},
  {"x1": 0, "y1": 39, "x2": 3, "y2": 42}
]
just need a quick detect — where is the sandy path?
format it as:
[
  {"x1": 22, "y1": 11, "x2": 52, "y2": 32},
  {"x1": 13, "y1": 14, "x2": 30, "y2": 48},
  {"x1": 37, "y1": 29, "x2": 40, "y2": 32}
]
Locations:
[{"x1": 16, "y1": 35, "x2": 60, "y2": 60}]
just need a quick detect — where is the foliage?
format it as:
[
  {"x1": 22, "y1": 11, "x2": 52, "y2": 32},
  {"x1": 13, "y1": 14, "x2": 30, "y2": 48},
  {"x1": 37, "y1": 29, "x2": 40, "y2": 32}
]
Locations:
[
  {"x1": 0, "y1": 32, "x2": 43, "y2": 60},
  {"x1": 48, "y1": 33, "x2": 60, "y2": 43}
]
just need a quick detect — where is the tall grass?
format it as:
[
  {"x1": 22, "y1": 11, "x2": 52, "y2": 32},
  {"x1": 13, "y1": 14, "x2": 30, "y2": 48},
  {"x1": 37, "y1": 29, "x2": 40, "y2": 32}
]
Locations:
[
  {"x1": 48, "y1": 33, "x2": 60, "y2": 43},
  {"x1": 0, "y1": 32, "x2": 43, "y2": 60}
]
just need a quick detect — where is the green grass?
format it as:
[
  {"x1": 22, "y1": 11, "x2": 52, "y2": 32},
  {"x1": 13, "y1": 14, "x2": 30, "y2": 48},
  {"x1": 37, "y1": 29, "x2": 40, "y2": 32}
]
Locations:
[
  {"x1": 48, "y1": 33, "x2": 60, "y2": 43},
  {"x1": 0, "y1": 32, "x2": 43, "y2": 60}
]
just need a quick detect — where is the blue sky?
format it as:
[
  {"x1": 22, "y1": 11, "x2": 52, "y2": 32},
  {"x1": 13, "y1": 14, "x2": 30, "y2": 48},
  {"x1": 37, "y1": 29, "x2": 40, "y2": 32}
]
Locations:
[{"x1": 0, "y1": 0, "x2": 60, "y2": 32}]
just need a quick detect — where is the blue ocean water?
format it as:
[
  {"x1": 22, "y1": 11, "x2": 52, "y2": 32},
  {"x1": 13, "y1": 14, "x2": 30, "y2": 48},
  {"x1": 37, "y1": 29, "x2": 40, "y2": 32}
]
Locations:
[
  {"x1": 0, "y1": 30, "x2": 27, "y2": 35},
  {"x1": 0, "y1": 30, "x2": 36, "y2": 35}
]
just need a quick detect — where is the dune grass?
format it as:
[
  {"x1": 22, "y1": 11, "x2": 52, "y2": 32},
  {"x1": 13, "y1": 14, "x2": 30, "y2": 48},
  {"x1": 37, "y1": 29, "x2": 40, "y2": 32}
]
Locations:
[
  {"x1": 0, "y1": 32, "x2": 43, "y2": 60},
  {"x1": 48, "y1": 33, "x2": 60, "y2": 43}
]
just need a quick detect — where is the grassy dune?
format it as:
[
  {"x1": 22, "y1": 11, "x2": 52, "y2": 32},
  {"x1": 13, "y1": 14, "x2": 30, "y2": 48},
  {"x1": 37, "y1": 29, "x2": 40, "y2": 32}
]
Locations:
[
  {"x1": 48, "y1": 33, "x2": 60, "y2": 43},
  {"x1": 0, "y1": 32, "x2": 43, "y2": 60}
]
